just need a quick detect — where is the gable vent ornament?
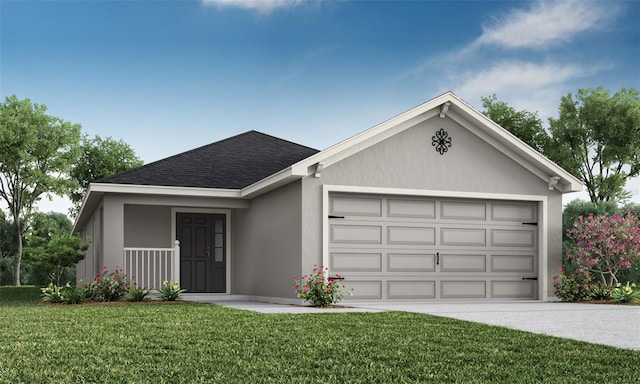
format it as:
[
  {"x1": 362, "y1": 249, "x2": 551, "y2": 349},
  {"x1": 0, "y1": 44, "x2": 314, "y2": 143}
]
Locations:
[{"x1": 432, "y1": 128, "x2": 452, "y2": 155}]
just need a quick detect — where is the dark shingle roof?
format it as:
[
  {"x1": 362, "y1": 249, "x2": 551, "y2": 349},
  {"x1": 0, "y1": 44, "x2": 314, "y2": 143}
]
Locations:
[{"x1": 98, "y1": 131, "x2": 320, "y2": 189}]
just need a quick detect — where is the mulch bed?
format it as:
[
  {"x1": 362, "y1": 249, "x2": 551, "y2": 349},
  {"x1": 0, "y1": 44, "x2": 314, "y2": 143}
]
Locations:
[
  {"x1": 577, "y1": 300, "x2": 639, "y2": 305},
  {"x1": 42, "y1": 300, "x2": 192, "y2": 307}
]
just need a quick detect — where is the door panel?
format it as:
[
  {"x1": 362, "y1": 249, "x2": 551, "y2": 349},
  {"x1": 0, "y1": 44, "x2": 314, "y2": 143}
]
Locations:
[{"x1": 177, "y1": 213, "x2": 226, "y2": 293}]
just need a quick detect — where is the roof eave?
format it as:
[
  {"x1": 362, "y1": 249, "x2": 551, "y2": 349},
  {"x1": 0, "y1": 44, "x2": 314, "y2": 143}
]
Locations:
[{"x1": 72, "y1": 183, "x2": 244, "y2": 234}]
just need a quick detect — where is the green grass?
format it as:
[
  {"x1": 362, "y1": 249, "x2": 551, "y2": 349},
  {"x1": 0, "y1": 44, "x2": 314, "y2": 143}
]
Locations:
[{"x1": 1, "y1": 291, "x2": 639, "y2": 383}]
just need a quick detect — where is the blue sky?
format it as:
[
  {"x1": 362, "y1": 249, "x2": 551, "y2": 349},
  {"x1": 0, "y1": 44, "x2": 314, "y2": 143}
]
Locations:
[{"x1": 1, "y1": 0, "x2": 639, "y2": 213}]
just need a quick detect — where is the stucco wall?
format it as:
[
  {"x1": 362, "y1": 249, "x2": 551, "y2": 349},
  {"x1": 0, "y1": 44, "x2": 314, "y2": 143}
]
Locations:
[
  {"x1": 76, "y1": 203, "x2": 103, "y2": 284},
  {"x1": 232, "y1": 181, "x2": 302, "y2": 298},
  {"x1": 123, "y1": 205, "x2": 172, "y2": 248},
  {"x1": 301, "y1": 115, "x2": 564, "y2": 299}
]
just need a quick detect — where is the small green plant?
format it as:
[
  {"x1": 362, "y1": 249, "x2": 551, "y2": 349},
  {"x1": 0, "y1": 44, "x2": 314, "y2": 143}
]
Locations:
[
  {"x1": 156, "y1": 280, "x2": 186, "y2": 301},
  {"x1": 125, "y1": 285, "x2": 151, "y2": 302},
  {"x1": 293, "y1": 265, "x2": 353, "y2": 307},
  {"x1": 40, "y1": 283, "x2": 65, "y2": 304},
  {"x1": 86, "y1": 267, "x2": 131, "y2": 302},
  {"x1": 41, "y1": 283, "x2": 85, "y2": 304},
  {"x1": 610, "y1": 282, "x2": 640, "y2": 303}
]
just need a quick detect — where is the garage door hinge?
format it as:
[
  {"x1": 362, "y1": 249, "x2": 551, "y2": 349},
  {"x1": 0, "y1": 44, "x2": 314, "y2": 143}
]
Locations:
[
  {"x1": 328, "y1": 215, "x2": 345, "y2": 219},
  {"x1": 522, "y1": 277, "x2": 538, "y2": 281},
  {"x1": 522, "y1": 222, "x2": 538, "y2": 226}
]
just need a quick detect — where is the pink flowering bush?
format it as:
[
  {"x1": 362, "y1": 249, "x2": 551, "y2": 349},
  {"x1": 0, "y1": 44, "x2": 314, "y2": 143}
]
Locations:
[
  {"x1": 85, "y1": 267, "x2": 131, "y2": 302},
  {"x1": 565, "y1": 212, "x2": 640, "y2": 287},
  {"x1": 293, "y1": 265, "x2": 353, "y2": 307}
]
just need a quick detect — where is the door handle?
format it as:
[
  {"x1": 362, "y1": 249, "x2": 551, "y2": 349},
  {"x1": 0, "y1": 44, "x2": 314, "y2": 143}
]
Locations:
[{"x1": 207, "y1": 246, "x2": 211, "y2": 259}]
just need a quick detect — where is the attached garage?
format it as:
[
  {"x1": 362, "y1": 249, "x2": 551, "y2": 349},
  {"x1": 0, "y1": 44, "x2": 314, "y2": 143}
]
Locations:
[{"x1": 328, "y1": 193, "x2": 540, "y2": 301}]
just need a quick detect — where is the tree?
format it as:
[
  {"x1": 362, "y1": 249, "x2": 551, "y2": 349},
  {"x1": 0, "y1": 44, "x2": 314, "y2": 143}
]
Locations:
[
  {"x1": 481, "y1": 95, "x2": 551, "y2": 155},
  {"x1": 21, "y1": 212, "x2": 75, "y2": 285},
  {"x1": 483, "y1": 88, "x2": 640, "y2": 203},
  {"x1": 548, "y1": 88, "x2": 640, "y2": 203},
  {"x1": 0, "y1": 211, "x2": 18, "y2": 285},
  {"x1": 69, "y1": 135, "x2": 143, "y2": 216},
  {"x1": 0, "y1": 95, "x2": 81, "y2": 285},
  {"x1": 24, "y1": 233, "x2": 88, "y2": 286}
]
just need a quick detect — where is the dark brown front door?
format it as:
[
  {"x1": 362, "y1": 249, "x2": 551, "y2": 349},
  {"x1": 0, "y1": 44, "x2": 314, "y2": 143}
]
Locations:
[{"x1": 176, "y1": 213, "x2": 226, "y2": 293}]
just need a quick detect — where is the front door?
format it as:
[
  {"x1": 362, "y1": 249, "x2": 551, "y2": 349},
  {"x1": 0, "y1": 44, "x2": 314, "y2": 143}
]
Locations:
[{"x1": 176, "y1": 213, "x2": 226, "y2": 293}]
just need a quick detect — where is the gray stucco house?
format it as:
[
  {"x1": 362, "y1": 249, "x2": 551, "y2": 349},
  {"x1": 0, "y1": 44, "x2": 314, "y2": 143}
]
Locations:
[{"x1": 73, "y1": 92, "x2": 582, "y2": 302}]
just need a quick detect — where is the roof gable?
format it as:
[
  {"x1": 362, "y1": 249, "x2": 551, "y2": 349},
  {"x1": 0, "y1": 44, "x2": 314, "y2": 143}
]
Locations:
[
  {"x1": 99, "y1": 130, "x2": 319, "y2": 189},
  {"x1": 278, "y1": 91, "x2": 582, "y2": 194}
]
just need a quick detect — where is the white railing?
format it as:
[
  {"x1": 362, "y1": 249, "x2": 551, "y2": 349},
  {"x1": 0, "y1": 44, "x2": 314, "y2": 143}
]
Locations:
[{"x1": 123, "y1": 241, "x2": 180, "y2": 290}]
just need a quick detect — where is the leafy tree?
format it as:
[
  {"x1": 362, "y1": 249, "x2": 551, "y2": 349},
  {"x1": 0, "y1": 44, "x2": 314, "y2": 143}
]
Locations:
[
  {"x1": 0, "y1": 211, "x2": 18, "y2": 285},
  {"x1": 483, "y1": 88, "x2": 640, "y2": 204},
  {"x1": 24, "y1": 233, "x2": 88, "y2": 286},
  {"x1": 481, "y1": 95, "x2": 551, "y2": 155},
  {"x1": 69, "y1": 135, "x2": 143, "y2": 216},
  {"x1": 21, "y1": 212, "x2": 74, "y2": 285},
  {"x1": 0, "y1": 95, "x2": 81, "y2": 285},
  {"x1": 548, "y1": 88, "x2": 640, "y2": 203}
]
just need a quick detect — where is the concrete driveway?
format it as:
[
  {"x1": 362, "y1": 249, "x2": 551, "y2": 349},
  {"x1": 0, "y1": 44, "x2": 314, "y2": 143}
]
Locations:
[
  {"x1": 211, "y1": 299, "x2": 640, "y2": 351},
  {"x1": 349, "y1": 301, "x2": 640, "y2": 351}
]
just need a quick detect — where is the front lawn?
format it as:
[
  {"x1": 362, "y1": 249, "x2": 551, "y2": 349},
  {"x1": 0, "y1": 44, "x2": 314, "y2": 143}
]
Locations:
[{"x1": 1, "y1": 290, "x2": 639, "y2": 383}]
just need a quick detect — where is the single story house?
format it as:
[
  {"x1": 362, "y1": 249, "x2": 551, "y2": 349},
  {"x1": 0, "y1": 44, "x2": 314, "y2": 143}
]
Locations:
[{"x1": 73, "y1": 92, "x2": 582, "y2": 302}]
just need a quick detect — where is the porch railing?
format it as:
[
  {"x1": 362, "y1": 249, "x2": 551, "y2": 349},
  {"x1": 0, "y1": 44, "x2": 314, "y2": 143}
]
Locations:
[{"x1": 123, "y1": 241, "x2": 180, "y2": 290}]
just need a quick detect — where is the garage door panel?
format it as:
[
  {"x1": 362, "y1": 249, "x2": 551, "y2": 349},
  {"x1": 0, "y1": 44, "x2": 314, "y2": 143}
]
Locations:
[
  {"x1": 387, "y1": 281, "x2": 435, "y2": 299},
  {"x1": 331, "y1": 225, "x2": 382, "y2": 244},
  {"x1": 388, "y1": 226, "x2": 435, "y2": 245},
  {"x1": 388, "y1": 253, "x2": 435, "y2": 272},
  {"x1": 441, "y1": 201, "x2": 486, "y2": 220},
  {"x1": 491, "y1": 254, "x2": 535, "y2": 272},
  {"x1": 387, "y1": 199, "x2": 435, "y2": 219},
  {"x1": 345, "y1": 281, "x2": 382, "y2": 299},
  {"x1": 440, "y1": 254, "x2": 486, "y2": 272},
  {"x1": 331, "y1": 252, "x2": 382, "y2": 272},
  {"x1": 491, "y1": 229, "x2": 535, "y2": 247},
  {"x1": 491, "y1": 280, "x2": 535, "y2": 298},
  {"x1": 440, "y1": 280, "x2": 486, "y2": 299},
  {"x1": 441, "y1": 228, "x2": 486, "y2": 246},
  {"x1": 491, "y1": 204, "x2": 535, "y2": 222},
  {"x1": 330, "y1": 196, "x2": 382, "y2": 217}
]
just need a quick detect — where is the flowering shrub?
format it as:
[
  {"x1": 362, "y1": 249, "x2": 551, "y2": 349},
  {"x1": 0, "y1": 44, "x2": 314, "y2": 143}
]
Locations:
[
  {"x1": 610, "y1": 282, "x2": 640, "y2": 303},
  {"x1": 86, "y1": 267, "x2": 131, "y2": 302},
  {"x1": 293, "y1": 265, "x2": 353, "y2": 307},
  {"x1": 552, "y1": 267, "x2": 612, "y2": 302},
  {"x1": 156, "y1": 280, "x2": 186, "y2": 301},
  {"x1": 41, "y1": 283, "x2": 85, "y2": 304},
  {"x1": 566, "y1": 212, "x2": 640, "y2": 286}
]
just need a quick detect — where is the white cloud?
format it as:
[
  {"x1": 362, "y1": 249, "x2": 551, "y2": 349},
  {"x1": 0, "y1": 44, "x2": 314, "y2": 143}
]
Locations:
[
  {"x1": 452, "y1": 61, "x2": 599, "y2": 118},
  {"x1": 472, "y1": 0, "x2": 619, "y2": 50},
  {"x1": 200, "y1": 0, "x2": 305, "y2": 14}
]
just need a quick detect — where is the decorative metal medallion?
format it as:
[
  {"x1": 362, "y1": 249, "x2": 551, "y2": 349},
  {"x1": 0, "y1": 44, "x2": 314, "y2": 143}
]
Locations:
[{"x1": 432, "y1": 128, "x2": 452, "y2": 155}]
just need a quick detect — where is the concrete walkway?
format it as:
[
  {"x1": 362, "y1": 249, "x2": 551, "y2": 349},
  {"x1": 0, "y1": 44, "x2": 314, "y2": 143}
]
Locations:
[{"x1": 208, "y1": 299, "x2": 640, "y2": 351}]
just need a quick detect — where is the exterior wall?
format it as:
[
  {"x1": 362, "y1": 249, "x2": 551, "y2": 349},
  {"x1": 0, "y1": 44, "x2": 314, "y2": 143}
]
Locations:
[
  {"x1": 76, "y1": 202, "x2": 103, "y2": 284},
  {"x1": 301, "y1": 116, "x2": 564, "y2": 300},
  {"x1": 232, "y1": 180, "x2": 302, "y2": 298},
  {"x1": 124, "y1": 205, "x2": 172, "y2": 248},
  {"x1": 82, "y1": 193, "x2": 248, "y2": 282},
  {"x1": 547, "y1": 193, "x2": 563, "y2": 298}
]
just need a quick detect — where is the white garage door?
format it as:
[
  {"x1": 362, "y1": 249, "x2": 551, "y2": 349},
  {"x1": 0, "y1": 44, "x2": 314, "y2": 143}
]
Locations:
[{"x1": 328, "y1": 193, "x2": 538, "y2": 301}]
